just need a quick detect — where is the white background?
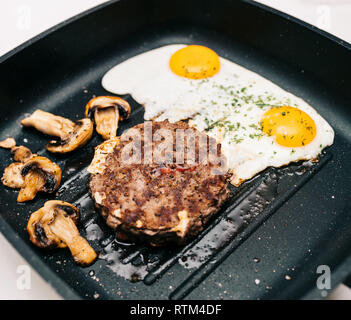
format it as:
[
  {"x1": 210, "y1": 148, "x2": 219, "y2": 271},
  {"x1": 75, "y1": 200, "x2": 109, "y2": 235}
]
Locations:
[{"x1": 0, "y1": 0, "x2": 350, "y2": 300}]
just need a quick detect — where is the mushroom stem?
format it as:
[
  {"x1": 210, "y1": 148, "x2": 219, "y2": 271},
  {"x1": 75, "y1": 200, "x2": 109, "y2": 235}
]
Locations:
[
  {"x1": 94, "y1": 107, "x2": 119, "y2": 140},
  {"x1": 17, "y1": 171, "x2": 46, "y2": 202},
  {"x1": 49, "y1": 213, "x2": 97, "y2": 265},
  {"x1": 85, "y1": 96, "x2": 131, "y2": 140},
  {"x1": 21, "y1": 110, "x2": 75, "y2": 140}
]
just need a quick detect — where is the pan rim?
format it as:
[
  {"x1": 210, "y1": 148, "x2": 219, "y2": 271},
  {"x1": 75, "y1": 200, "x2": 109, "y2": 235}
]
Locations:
[
  {"x1": 0, "y1": 0, "x2": 350, "y2": 300},
  {"x1": 0, "y1": 0, "x2": 350, "y2": 65}
]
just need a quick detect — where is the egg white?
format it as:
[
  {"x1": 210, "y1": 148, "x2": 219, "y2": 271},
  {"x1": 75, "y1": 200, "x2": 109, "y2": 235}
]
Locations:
[{"x1": 102, "y1": 44, "x2": 334, "y2": 186}]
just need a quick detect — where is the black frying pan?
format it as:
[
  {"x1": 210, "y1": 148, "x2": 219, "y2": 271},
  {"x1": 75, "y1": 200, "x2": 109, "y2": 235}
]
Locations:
[{"x1": 0, "y1": 0, "x2": 350, "y2": 300}]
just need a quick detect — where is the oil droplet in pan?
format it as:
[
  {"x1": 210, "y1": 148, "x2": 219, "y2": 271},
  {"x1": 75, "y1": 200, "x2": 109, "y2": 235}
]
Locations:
[
  {"x1": 85, "y1": 221, "x2": 104, "y2": 241},
  {"x1": 99, "y1": 240, "x2": 152, "y2": 282}
]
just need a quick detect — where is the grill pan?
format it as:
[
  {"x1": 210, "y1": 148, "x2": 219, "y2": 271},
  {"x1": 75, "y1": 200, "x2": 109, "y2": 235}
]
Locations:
[{"x1": 0, "y1": 0, "x2": 350, "y2": 300}]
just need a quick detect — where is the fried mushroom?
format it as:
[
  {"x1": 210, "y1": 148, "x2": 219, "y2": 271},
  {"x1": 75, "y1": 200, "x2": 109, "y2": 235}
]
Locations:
[
  {"x1": 0, "y1": 138, "x2": 16, "y2": 149},
  {"x1": 1, "y1": 146, "x2": 34, "y2": 190},
  {"x1": 46, "y1": 118, "x2": 93, "y2": 153},
  {"x1": 17, "y1": 156, "x2": 61, "y2": 202},
  {"x1": 1, "y1": 152, "x2": 62, "y2": 203},
  {"x1": 85, "y1": 96, "x2": 131, "y2": 140},
  {"x1": 27, "y1": 200, "x2": 97, "y2": 266},
  {"x1": 2, "y1": 163, "x2": 25, "y2": 189},
  {"x1": 21, "y1": 110, "x2": 93, "y2": 153},
  {"x1": 11, "y1": 145, "x2": 33, "y2": 162}
]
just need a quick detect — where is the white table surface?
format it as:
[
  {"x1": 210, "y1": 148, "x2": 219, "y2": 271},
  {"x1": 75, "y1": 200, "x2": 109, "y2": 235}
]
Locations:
[{"x1": 0, "y1": 0, "x2": 350, "y2": 300}]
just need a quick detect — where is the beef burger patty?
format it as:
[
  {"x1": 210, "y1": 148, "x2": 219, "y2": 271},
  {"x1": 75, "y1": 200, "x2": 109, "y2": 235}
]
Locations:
[{"x1": 89, "y1": 120, "x2": 231, "y2": 245}]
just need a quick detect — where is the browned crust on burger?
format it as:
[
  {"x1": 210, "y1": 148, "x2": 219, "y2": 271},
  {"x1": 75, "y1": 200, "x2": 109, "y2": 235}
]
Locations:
[{"x1": 90, "y1": 120, "x2": 231, "y2": 246}]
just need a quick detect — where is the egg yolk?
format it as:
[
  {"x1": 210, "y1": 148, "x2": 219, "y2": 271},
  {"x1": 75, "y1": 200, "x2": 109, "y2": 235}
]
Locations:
[
  {"x1": 169, "y1": 45, "x2": 220, "y2": 79},
  {"x1": 260, "y1": 106, "x2": 316, "y2": 147}
]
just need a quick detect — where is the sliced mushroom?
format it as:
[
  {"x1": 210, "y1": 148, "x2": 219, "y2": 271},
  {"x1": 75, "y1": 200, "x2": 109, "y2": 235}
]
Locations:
[
  {"x1": 11, "y1": 145, "x2": 33, "y2": 162},
  {"x1": 2, "y1": 143, "x2": 62, "y2": 202},
  {"x1": 2, "y1": 162, "x2": 25, "y2": 189},
  {"x1": 46, "y1": 118, "x2": 93, "y2": 153},
  {"x1": 21, "y1": 110, "x2": 75, "y2": 139},
  {"x1": 17, "y1": 156, "x2": 61, "y2": 202},
  {"x1": 85, "y1": 96, "x2": 131, "y2": 140},
  {"x1": 0, "y1": 138, "x2": 16, "y2": 149},
  {"x1": 2, "y1": 150, "x2": 62, "y2": 202},
  {"x1": 1, "y1": 145, "x2": 35, "y2": 190},
  {"x1": 27, "y1": 200, "x2": 97, "y2": 266},
  {"x1": 21, "y1": 110, "x2": 93, "y2": 153}
]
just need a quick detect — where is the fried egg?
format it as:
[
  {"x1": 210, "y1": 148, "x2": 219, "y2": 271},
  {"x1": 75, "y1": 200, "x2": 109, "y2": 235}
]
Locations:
[
  {"x1": 102, "y1": 44, "x2": 334, "y2": 186},
  {"x1": 102, "y1": 44, "x2": 223, "y2": 122}
]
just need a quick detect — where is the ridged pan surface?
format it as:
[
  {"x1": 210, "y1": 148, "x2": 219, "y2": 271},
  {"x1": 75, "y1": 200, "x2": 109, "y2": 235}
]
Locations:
[{"x1": 0, "y1": 0, "x2": 350, "y2": 300}]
